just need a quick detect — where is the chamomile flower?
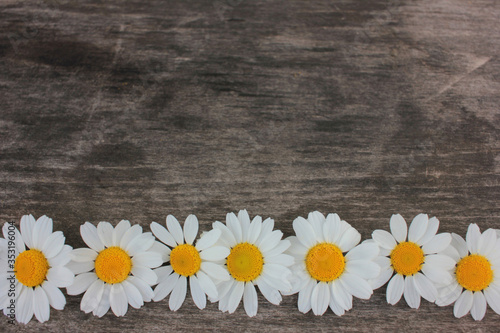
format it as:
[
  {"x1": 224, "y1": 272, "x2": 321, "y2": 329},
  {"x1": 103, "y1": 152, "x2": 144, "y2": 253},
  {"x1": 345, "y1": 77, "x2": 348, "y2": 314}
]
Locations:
[
  {"x1": 436, "y1": 224, "x2": 500, "y2": 320},
  {"x1": 0, "y1": 215, "x2": 74, "y2": 324},
  {"x1": 150, "y1": 214, "x2": 230, "y2": 310},
  {"x1": 213, "y1": 210, "x2": 293, "y2": 317},
  {"x1": 285, "y1": 211, "x2": 380, "y2": 316},
  {"x1": 67, "y1": 220, "x2": 162, "y2": 317},
  {"x1": 370, "y1": 214, "x2": 453, "y2": 308}
]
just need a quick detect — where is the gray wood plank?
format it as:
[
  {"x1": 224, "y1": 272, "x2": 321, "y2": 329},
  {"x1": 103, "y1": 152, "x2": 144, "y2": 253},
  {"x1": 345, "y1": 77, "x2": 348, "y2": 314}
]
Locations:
[{"x1": 1, "y1": 0, "x2": 499, "y2": 331}]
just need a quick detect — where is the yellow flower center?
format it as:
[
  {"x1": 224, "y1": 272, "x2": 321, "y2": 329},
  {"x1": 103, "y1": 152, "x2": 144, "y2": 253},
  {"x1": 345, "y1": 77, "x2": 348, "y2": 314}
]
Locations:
[
  {"x1": 305, "y1": 243, "x2": 345, "y2": 282},
  {"x1": 390, "y1": 242, "x2": 424, "y2": 276},
  {"x1": 170, "y1": 244, "x2": 202, "y2": 277},
  {"x1": 226, "y1": 243, "x2": 263, "y2": 282},
  {"x1": 94, "y1": 247, "x2": 132, "y2": 284},
  {"x1": 456, "y1": 254, "x2": 493, "y2": 292},
  {"x1": 15, "y1": 250, "x2": 49, "y2": 287}
]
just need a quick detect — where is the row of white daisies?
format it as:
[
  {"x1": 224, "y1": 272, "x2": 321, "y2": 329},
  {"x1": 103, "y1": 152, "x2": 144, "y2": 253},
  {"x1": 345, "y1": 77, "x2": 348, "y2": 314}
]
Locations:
[{"x1": 0, "y1": 210, "x2": 499, "y2": 324}]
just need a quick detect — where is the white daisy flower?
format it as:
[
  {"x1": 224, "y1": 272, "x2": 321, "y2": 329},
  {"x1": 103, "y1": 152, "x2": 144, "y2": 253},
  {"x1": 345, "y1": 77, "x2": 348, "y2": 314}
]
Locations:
[
  {"x1": 0, "y1": 215, "x2": 74, "y2": 324},
  {"x1": 285, "y1": 211, "x2": 380, "y2": 316},
  {"x1": 436, "y1": 224, "x2": 500, "y2": 321},
  {"x1": 371, "y1": 213, "x2": 453, "y2": 308},
  {"x1": 67, "y1": 220, "x2": 162, "y2": 317},
  {"x1": 213, "y1": 210, "x2": 294, "y2": 317},
  {"x1": 150, "y1": 214, "x2": 230, "y2": 310}
]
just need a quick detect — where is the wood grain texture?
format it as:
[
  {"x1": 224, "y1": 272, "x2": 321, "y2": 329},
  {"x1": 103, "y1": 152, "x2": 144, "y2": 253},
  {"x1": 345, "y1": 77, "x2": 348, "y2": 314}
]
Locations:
[{"x1": 1, "y1": 0, "x2": 499, "y2": 331}]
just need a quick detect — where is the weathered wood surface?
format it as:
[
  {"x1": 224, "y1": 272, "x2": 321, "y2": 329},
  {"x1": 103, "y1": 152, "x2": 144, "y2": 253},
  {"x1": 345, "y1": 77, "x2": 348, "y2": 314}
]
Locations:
[{"x1": 1, "y1": 0, "x2": 500, "y2": 331}]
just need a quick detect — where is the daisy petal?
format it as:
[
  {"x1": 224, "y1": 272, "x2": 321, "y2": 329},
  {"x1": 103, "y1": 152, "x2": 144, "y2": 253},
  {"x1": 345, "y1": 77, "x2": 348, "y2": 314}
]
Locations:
[
  {"x1": 372, "y1": 230, "x2": 396, "y2": 250},
  {"x1": 81, "y1": 280, "x2": 104, "y2": 313},
  {"x1": 126, "y1": 233, "x2": 155, "y2": 256},
  {"x1": 151, "y1": 222, "x2": 177, "y2": 248},
  {"x1": 20, "y1": 214, "x2": 36, "y2": 250},
  {"x1": 80, "y1": 222, "x2": 104, "y2": 252},
  {"x1": 190, "y1": 275, "x2": 207, "y2": 310},
  {"x1": 451, "y1": 233, "x2": 468, "y2": 258},
  {"x1": 131, "y1": 265, "x2": 157, "y2": 285},
  {"x1": 387, "y1": 274, "x2": 404, "y2": 305},
  {"x1": 340, "y1": 272, "x2": 373, "y2": 300},
  {"x1": 200, "y1": 246, "x2": 230, "y2": 261},
  {"x1": 308, "y1": 211, "x2": 325, "y2": 242},
  {"x1": 267, "y1": 241, "x2": 292, "y2": 262},
  {"x1": 201, "y1": 262, "x2": 230, "y2": 281},
  {"x1": 66, "y1": 272, "x2": 97, "y2": 295},
  {"x1": 293, "y1": 217, "x2": 316, "y2": 248},
  {"x1": 298, "y1": 280, "x2": 317, "y2": 313},
  {"x1": 154, "y1": 266, "x2": 173, "y2": 281},
  {"x1": 247, "y1": 216, "x2": 262, "y2": 244},
  {"x1": 226, "y1": 213, "x2": 243, "y2": 243},
  {"x1": 478, "y1": 228, "x2": 497, "y2": 256},
  {"x1": 471, "y1": 291, "x2": 487, "y2": 321},
  {"x1": 196, "y1": 271, "x2": 218, "y2": 300},
  {"x1": 122, "y1": 280, "x2": 144, "y2": 309},
  {"x1": 422, "y1": 233, "x2": 452, "y2": 255},
  {"x1": 331, "y1": 280, "x2": 352, "y2": 311},
  {"x1": 213, "y1": 221, "x2": 237, "y2": 248},
  {"x1": 390, "y1": 214, "x2": 407, "y2": 243},
  {"x1": 196, "y1": 228, "x2": 222, "y2": 251},
  {"x1": 169, "y1": 275, "x2": 187, "y2": 311},
  {"x1": 403, "y1": 275, "x2": 421, "y2": 309},
  {"x1": 66, "y1": 260, "x2": 94, "y2": 275},
  {"x1": 421, "y1": 266, "x2": 452, "y2": 285},
  {"x1": 256, "y1": 218, "x2": 274, "y2": 245},
  {"x1": 257, "y1": 279, "x2": 281, "y2": 305},
  {"x1": 324, "y1": 214, "x2": 340, "y2": 243},
  {"x1": 238, "y1": 210, "x2": 251, "y2": 240},
  {"x1": 47, "y1": 266, "x2": 74, "y2": 288},
  {"x1": 484, "y1": 287, "x2": 500, "y2": 315},
  {"x1": 153, "y1": 273, "x2": 178, "y2": 302},
  {"x1": 150, "y1": 241, "x2": 171, "y2": 262},
  {"x1": 132, "y1": 252, "x2": 162, "y2": 268},
  {"x1": 466, "y1": 224, "x2": 481, "y2": 254},
  {"x1": 346, "y1": 260, "x2": 380, "y2": 279},
  {"x1": 413, "y1": 272, "x2": 437, "y2": 302},
  {"x1": 454, "y1": 290, "x2": 473, "y2": 318},
  {"x1": 120, "y1": 224, "x2": 143, "y2": 249},
  {"x1": 371, "y1": 264, "x2": 394, "y2": 290},
  {"x1": 257, "y1": 230, "x2": 283, "y2": 253},
  {"x1": 243, "y1": 282, "x2": 258, "y2": 317},
  {"x1": 48, "y1": 244, "x2": 72, "y2": 267},
  {"x1": 418, "y1": 217, "x2": 439, "y2": 246},
  {"x1": 112, "y1": 220, "x2": 131, "y2": 246},
  {"x1": 33, "y1": 286, "x2": 50, "y2": 323},
  {"x1": 42, "y1": 280, "x2": 66, "y2": 310},
  {"x1": 408, "y1": 214, "x2": 428, "y2": 244},
  {"x1": 346, "y1": 242, "x2": 380, "y2": 261},
  {"x1": 96, "y1": 222, "x2": 114, "y2": 248},
  {"x1": 93, "y1": 284, "x2": 111, "y2": 317},
  {"x1": 338, "y1": 228, "x2": 361, "y2": 252},
  {"x1": 436, "y1": 282, "x2": 462, "y2": 306},
  {"x1": 32, "y1": 215, "x2": 53, "y2": 250},
  {"x1": 167, "y1": 215, "x2": 184, "y2": 245},
  {"x1": 16, "y1": 287, "x2": 34, "y2": 324},
  {"x1": 265, "y1": 254, "x2": 294, "y2": 266},
  {"x1": 110, "y1": 283, "x2": 128, "y2": 317},
  {"x1": 311, "y1": 282, "x2": 330, "y2": 315},
  {"x1": 128, "y1": 276, "x2": 154, "y2": 302},
  {"x1": 41, "y1": 231, "x2": 65, "y2": 259},
  {"x1": 227, "y1": 281, "x2": 245, "y2": 313},
  {"x1": 183, "y1": 215, "x2": 199, "y2": 245}
]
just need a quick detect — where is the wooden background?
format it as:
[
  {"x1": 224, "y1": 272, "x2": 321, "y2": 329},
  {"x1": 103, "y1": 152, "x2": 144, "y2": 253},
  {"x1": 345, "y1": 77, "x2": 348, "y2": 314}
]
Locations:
[{"x1": 1, "y1": 0, "x2": 499, "y2": 331}]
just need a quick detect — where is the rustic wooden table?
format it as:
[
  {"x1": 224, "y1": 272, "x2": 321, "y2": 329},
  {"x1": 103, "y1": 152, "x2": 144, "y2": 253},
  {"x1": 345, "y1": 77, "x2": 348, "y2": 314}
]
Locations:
[{"x1": 1, "y1": 0, "x2": 499, "y2": 331}]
